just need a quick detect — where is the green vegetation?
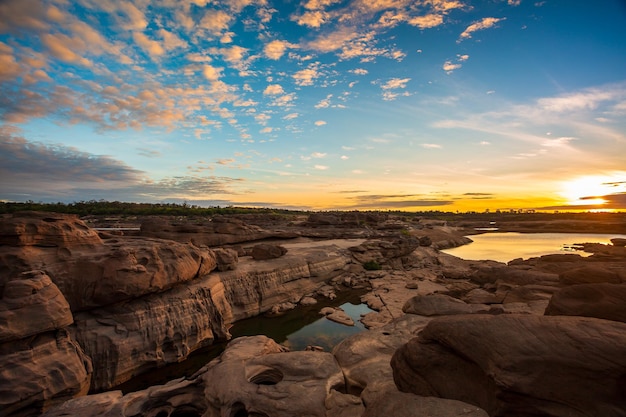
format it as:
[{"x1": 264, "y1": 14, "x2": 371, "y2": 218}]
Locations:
[
  {"x1": 362, "y1": 260, "x2": 382, "y2": 271},
  {"x1": 0, "y1": 201, "x2": 299, "y2": 216}
]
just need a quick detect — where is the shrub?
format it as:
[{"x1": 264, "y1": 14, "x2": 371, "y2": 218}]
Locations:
[{"x1": 363, "y1": 260, "x2": 382, "y2": 271}]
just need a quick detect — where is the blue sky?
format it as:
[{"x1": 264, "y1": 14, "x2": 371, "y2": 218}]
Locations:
[{"x1": 1, "y1": 0, "x2": 626, "y2": 211}]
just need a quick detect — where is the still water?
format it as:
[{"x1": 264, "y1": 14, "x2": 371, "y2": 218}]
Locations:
[
  {"x1": 442, "y1": 232, "x2": 626, "y2": 263},
  {"x1": 113, "y1": 290, "x2": 372, "y2": 393}
]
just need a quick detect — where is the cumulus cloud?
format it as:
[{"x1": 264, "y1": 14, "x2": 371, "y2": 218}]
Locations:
[
  {"x1": 264, "y1": 84, "x2": 285, "y2": 95},
  {"x1": 293, "y1": 67, "x2": 320, "y2": 86},
  {"x1": 264, "y1": 39, "x2": 293, "y2": 60}
]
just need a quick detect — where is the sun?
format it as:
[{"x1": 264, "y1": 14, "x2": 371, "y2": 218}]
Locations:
[{"x1": 558, "y1": 174, "x2": 623, "y2": 208}]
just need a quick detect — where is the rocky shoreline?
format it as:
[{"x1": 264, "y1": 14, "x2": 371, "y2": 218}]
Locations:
[{"x1": 1, "y1": 211, "x2": 625, "y2": 417}]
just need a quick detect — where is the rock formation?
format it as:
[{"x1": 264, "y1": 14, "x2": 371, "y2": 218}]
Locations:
[
  {"x1": 3, "y1": 210, "x2": 626, "y2": 417},
  {"x1": 391, "y1": 314, "x2": 626, "y2": 417},
  {"x1": 0, "y1": 271, "x2": 91, "y2": 417}
]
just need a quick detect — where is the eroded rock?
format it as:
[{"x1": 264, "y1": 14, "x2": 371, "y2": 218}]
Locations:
[
  {"x1": 0, "y1": 271, "x2": 72, "y2": 343},
  {"x1": 392, "y1": 314, "x2": 626, "y2": 417}
]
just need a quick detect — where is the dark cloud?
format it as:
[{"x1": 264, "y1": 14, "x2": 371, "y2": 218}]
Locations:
[
  {"x1": 0, "y1": 131, "x2": 143, "y2": 182},
  {"x1": 538, "y1": 193, "x2": 626, "y2": 211},
  {"x1": 0, "y1": 130, "x2": 245, "y2": 204},
  {"x1": 463, "y1": 192, "x2": 494, "y2": 199}
]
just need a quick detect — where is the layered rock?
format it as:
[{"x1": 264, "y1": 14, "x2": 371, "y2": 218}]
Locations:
[
  {"x1": 0, "y1": 271, "x2": 72, "y2": 342},
  {"x1": 0, "y1": 213, "x2": 217, "y2": 311},
  {"x1": 218, "y1": 245, "x2": 349, "y2": 320},
  {"x1": 140, "y1": 215, "x2": 279, "y2": 246},
  {"x1": 44, "y1": 330, "x2": 487, "y2": 417},
  {"x1": 392, "y1": 314, "x2": 626, "y2": 417},
  {"x1": 0, "y1": 271, "x2": 91, "y2": 417},
  {"x1": 71, "y1": 274, "x2": 233, "y2": 391}
]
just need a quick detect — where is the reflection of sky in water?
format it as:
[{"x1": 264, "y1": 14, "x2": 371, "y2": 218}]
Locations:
[
  {"x1": 443, "y1": 232, "x2": 626, "y2": 263},
  {"x1": 284, "y1": 302, "x2": 373, "y2": 351}
]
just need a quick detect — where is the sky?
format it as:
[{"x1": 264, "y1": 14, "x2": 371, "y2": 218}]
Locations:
[{"x1": 1, "y1": 0, "x2": 626, "y2": 212}]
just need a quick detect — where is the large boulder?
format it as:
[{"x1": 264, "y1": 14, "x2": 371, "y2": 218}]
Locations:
[
  {"x1": 0, "y1": 271, "x2": 72, "y2": 343},
  {"x1": 559, "y1": 265, "x2": 621, "y2": 285},
  {"x1": 402, "y1": 294, "x2": 489, "y2": 316},
  {"x1": 250, "y1": 243, "x2": 288, "y2": 260},
  {"x1": 0, "y1": 330, "x2": 92, "y2": 417},
  {"x1": 544, "y1": 283, "x2": 626, "y2": 323},
  {"x1": 392, "y1": 314, "x2": 626, "y2": 417},
  {"x1": 349, "y1": 236, "x2": 421, "y2": 268},
  {"x1": 0, "y1": 212, "x2": 102, "y2": 248}
]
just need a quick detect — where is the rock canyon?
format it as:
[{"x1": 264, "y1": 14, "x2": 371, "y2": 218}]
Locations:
[{"x1": 0, "y1": 211, "x2": 625, "y2": 417}]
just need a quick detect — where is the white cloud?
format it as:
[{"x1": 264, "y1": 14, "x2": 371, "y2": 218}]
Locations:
[
  {"x1": 314, "y1": 120, "x2": 327, "y2": 126},
  {"x1": 314, "y1": 164, "x2": 329, "y2": 170},
  {"x1": 421, "y1": 143, "x2": 442, "y2": 149},
  {"x1": 443, "y1": 61, "x2": 462, "y2": 73},
  {"x1": 264, "y1": 40, "x2": 293, "y2": 60},
  {"x1": 264, "y1": 84, "x2": 284, "y2": 95},
  {"x1": 458, "y1": 17, "x2": 505, "y2": 42}
]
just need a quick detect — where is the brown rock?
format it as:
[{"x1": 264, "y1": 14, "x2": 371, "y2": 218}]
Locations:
[
  {"x1": 250, "y1": 243, "x2": 288, "y2": 260},
  {"x1": 392, "y1": 315, "x2": 626, "y2": 417},
  {"x1": 0, "y1": 234, "x2": 217, "y2": 311},
  {"x1": 0, "y1": 329, "x2": 92, "y2": 417},
  {"x1": 611, "y1": 237, "x2": 626, "y2": 247},
  {"x1": 402, "y1": 294, "x2": 489, "y2": 316},
  {"x1": 545, "y1": 283, "x2": 626, "y2": 323},
  {"x1": 140, "y1": 215, "x2": 275, "y2": 246},
  {"x1": 0, "y1": 212, "x2": 102, "y2": 248},
  {"x1": 559, "y1": 265, "x2": 621, "y2": 285},
  {"x1": 0, "y1": 271, "x2": 73, "y2": 343},
  {"x1": 213, "y1": 247, "x2": 238, "y2": 271},
  {"x1": 71, "y1": 274, "x2": 233, "y2": 391}
]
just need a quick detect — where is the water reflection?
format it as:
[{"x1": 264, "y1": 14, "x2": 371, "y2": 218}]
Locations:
[
  {"x1": 442, "y1": 232, "x2": 626, "y2": 263},
  {"x1": 112, "y1": 289, "x2": 371, "y2": 393}
]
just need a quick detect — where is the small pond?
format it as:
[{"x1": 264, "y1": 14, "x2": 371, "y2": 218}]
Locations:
[
  {"x1": 112, "y1": 289, "x2": 372, "y2": 394},
  {"x1": 442, "y1": 232, "x2": 626, "y2": 263}
]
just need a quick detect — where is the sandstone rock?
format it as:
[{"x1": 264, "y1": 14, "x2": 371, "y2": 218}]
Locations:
[
  {"x1": 462, "y1": 288, "x2": 504, "y2": 304},
  {"x1": 611, "y1": 237, "x2": 626, "y2": 247},
  {"x1": 348, "y1": 236, "x2": 420, "y2": 266},
  {"x1": 212, "y1": 247, "x2": 238, "y2": 271},
  {"x1": 250, "y1": 243, "x2": 288, "y2": 260},
  {"x1": 199, "y1": 336, "x2": 346, "y2": 417},
  {"x1": 0, "y1": 329, "x2": 92, "y2": 417},
  {"x1": 402, "y1": 294, "x2": 490, "y2": 316},
  {"x1": 470, "y1": 264, "x2": 559, "y2": 286},
  {"x1": 218, "y1": 246, "x2": 348, "y2": 320},
  {"x1": 71, "y1": 274, "x2": 233, "y2": 391},
  {"x1": 333, "y1": 315, "x2": 431, "y2": 396},
  {"x1": 321, "y1": 307, "x2": 355, "y2": 326},
  {"x1": 559, "y1": 265, "x2": 621, "y2": 285},
  {"x1": 392, "y1": 314, "x2": 626, "y2": 417},
  {"x1": 544, "y1": 283, "x2": 626, "y2": 323},
  {"x1": 0, "y1": 212, "x2": 102, "y2": 248},
  {"x1": 362, "y1": 381, "x2": 488, "y2": 417},
  {"x1": 0, "y1": 235, "x2": 217, "y2": 312},
  {"x1": 0, "y1": 271, "x2": 72, "y2": 343},
  {"x1": 140, "y1": 216, "x2": 275, "y2": 247}
]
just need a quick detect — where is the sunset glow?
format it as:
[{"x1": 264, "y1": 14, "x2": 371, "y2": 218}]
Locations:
[{"x1": 1, "y1": 0, "x2": 625, "y2": 212}]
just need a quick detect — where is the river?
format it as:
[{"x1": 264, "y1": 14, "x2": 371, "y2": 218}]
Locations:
[{"x1": 442, "y1": 232, "x2": 626, "y2": 263}]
